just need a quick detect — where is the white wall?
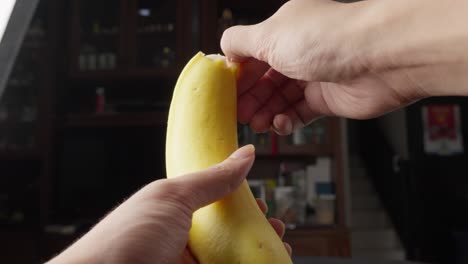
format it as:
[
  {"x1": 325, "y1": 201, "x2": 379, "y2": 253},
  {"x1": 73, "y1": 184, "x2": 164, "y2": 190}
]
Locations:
[{"x1": 0, "y1": 0, "x2": 16, "y2": 43}]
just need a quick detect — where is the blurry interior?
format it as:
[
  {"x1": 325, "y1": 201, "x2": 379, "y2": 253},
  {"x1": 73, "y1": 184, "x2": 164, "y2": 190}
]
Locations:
[{"x1": 0, "y1": 0, "x2": 467, "y2": 263}]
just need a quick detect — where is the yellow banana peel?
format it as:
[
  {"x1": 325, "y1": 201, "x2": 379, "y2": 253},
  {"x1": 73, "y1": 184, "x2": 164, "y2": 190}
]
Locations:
[{"x1": 166, "y1": 52, "x2": 292, "y2": 264}]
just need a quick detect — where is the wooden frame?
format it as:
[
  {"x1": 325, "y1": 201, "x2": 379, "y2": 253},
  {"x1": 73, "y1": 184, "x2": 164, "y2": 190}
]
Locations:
[{"x1": 69, "y1": 0, "x2": 191, "y2": 79}]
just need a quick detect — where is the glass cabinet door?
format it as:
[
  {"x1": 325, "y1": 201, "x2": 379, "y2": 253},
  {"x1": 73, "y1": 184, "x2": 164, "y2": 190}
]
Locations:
[
  {"x1": 72, "y1": 0, "x2": 121, "y2": 73},
  {"x1": 279, "y1": 118, "x2": 332, "y2": 154},
  {"x1": 0, "y1": 53, "x2": 39, "y2": 155},
  {"x1": 132, "y1": 0, "x2": 178, "y2": 71}
]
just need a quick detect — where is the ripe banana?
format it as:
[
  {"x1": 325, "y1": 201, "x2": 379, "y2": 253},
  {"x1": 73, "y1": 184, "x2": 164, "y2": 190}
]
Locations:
[{"x1": 166, "y1": 52, "x2": 292, "y2": 263}]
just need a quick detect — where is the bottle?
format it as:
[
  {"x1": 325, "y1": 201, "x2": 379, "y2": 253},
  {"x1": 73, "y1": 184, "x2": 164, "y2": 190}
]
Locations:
[
  {"x1": 96, "y1": 87, "x2": 106, "y2": 114},
  {"x1": 107, "y1": 53, "x2": 116, "y2": 69},
  {"x1": 98, "y1": 53, "x2": 108, "y2": 70},
  {"x1": 292, "y1": 128, "x2": 306, "y2": 145},
  {"x1": 218, "y1": 8, "x2": 234, "y2": 39},
  {"x1": 92, "y1": 20, "x2": 101, "y2": 35},
  {"x1": 278, "y1": 162, "x2": 287, "y2": 187}
]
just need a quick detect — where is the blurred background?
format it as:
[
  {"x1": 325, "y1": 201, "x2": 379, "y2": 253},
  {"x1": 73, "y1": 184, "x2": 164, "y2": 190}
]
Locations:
[{"x1": 0, "y1": 0, "x2": 467, "y2": 263}]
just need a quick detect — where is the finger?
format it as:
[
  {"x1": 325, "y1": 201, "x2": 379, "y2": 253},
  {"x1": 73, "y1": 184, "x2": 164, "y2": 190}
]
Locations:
[
  {"x1": 179, "y1": 247, "x2": 198, "y2": 264},
  {"x1": 284, "y1": 242, "x2": 293, "y2": 256},
  {"x1": 221, "y1": 24, "x2": 261, "y2": 62},
  {"x1": 272, "y1": 99, "x2": 323, "y2": 135},
  {"x1": 237, "y1": 59, "x2": 271, "y2": 96},
  {"x1": 268, "y1": 218, "x2": 286, "y2": 238},
  {"x1": 171, "y1": 145, "x2": 255, "y2": 211},
  {"x1": 249, "y1": 79, "x2": 305, "y2": 133},
  {"x1": 303, "y1": 82, "x2": 334, "y2": 117},
  {"x1": 256, "y1": 198, "x2": 268, "y2": 215},
  {"x1": 263, "y1": 79, "x2": 306, "y2": 114},
  {"x1": 238, "y1": 69, "x2": 287, "y2": 126}
]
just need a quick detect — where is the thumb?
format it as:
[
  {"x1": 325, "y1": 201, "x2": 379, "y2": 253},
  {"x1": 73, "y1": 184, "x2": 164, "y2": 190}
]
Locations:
[
  {"x1": 171, "y1": 144, "x2": 255, "y2": 211},
  {"x1": 221, "y1": 24, "x2": 266, "y2": 62}
]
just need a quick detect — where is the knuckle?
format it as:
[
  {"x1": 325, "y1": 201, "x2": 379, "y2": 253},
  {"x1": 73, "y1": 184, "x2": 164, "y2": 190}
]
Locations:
[
  {"x1": 213, "y1": 162, "x2": 237, "y2": 194},
  {"x1": 149, "y1": 179, "x2": 196, "y2": 213},
  {"x1": 253, "y1": 24, "x2": 275, "y2": 63},
  {"x1": 220, "y1": 27, "x2": 234, "y2": 53},
  {"x1": 214, "y1": 162, "x2": 235, "y2": 179}
]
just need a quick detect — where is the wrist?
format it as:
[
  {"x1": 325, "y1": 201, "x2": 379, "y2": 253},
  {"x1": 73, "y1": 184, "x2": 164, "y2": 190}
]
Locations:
[{"x1": 352, "y1": 0, "x2": 468, "y2": 97}]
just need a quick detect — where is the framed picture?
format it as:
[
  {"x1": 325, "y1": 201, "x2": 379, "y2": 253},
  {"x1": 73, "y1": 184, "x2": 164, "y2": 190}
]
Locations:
[{"x1": 422, "y1": 104, "x2": 463, "y2": 155}]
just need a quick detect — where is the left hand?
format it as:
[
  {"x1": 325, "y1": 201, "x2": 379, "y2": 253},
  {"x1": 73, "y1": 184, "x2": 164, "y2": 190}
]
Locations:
[{"x1": 48, "y1": 145, "x2": 291, "y2": 264}]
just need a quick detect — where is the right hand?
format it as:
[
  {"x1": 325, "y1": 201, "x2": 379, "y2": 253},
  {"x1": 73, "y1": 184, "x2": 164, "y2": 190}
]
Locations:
[{"x1": 221, "y1": 0, "x2": 468, "y2": 135}]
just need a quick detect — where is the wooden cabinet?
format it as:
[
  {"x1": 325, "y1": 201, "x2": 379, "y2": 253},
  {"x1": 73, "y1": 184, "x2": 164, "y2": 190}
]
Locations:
[
  {"x1": 239, "y1": 118, "x2": 347, "y2": 228},
  {"x1": 0, "y1": 231, "x2": 41, "y2": 263},
  {"x1": 242, "y1": 118, "x2": 336, "y2": 156},
  {"x1": 285, "y1": 229, "x2": 350, "y2": 257},
  {"x1": 70, "y1": 0, "x2": 193, "y2": 79},
  {"x1": 200, "y1": 0, "x2": 285, "y2": 54}
]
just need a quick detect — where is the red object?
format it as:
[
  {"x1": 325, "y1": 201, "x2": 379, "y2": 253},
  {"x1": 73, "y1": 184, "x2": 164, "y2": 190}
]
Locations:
[
  {"x1": 271, "y1": 132, "x2": 278, "y2": 156},
  {"x1": 96, "y1": 88, "x2": 105, "y2": 113},
  {"x1": 427, "y1": 105, "x2": 456, "y2": 140}
]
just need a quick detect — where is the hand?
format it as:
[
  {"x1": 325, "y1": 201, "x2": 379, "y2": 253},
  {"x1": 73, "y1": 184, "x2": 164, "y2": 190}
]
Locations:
[
  {"x1": 221, "y1": 0, "x2": 468, "y2": 135},
  {"x1": 48, "y1": 145, "x2": 291, "y2": 264}
]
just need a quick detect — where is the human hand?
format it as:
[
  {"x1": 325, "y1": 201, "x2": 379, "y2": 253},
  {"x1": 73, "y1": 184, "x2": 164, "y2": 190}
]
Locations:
[
  {"x1": 48, "y1": 145, "x2": 291, "y2": 264},
  {"x1": 221, "y1": 0, "x2": 468, "y2": 135}
]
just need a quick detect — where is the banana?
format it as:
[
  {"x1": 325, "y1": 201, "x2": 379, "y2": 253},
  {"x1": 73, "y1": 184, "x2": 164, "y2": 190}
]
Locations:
[{"x1": 166, "y1": 52, "x2": 292, "y2": 264}]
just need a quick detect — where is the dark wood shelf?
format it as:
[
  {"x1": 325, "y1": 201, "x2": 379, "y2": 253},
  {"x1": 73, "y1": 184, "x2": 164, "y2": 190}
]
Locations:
[
  {"x1": 81, "y1": 33, "x2": 120, "y2": 38},
  {"x1": 284, "y1": 228, "x2": 350, "y2": 257},
  {"x1": 21, "y1": 41, "x2": 48, "y2": 50},
  {"x1": 220, "y1": 0, "x2": 282, "y2": 10},
  {"x1": 277, "y1": 143, "x2": 334, "y2": 157},
  {"x1": 250, "y1": 143, "x2": 333, "y2": 158},
  {"x1": 136, "y1": 31, "x2": 176, "y2": 37},
  {"x1": 255, "y1": 153, "x2": 324, "y2": 161},
  {"x1": 0, "y1": 149, "x2": 40, "y2": 160},
  {"x1": 70, "y1": 67, "x2": 178, "y2": 80},
  {"x1": 65, "y1": 111, "x2": 168, "y2": 127},
  {"x1": 128, "y1": 68, "x2": 179, "y2": 78}
]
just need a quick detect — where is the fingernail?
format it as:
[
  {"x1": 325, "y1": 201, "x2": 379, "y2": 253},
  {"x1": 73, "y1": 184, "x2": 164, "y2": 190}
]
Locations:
[
  {"x1": 284, "y1": 119, "x2": 293, "y2": 135},
  {"x1": 272, "y1": 118, "x2": 281, "y2": 134},
  {"x1": 231, "y1": 144, "x2": 255, "y2": 159},
  {"x1": 273, "y1": 118, "x2": 292, "y2": 136}
]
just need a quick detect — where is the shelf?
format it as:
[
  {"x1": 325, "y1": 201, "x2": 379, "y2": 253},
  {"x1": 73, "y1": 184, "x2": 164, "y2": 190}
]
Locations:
[
  {"x1": 0, "y1": 149, "x2": 40, "y2": 160},
  {"x1": 21, "y1": 41, "x2": 48, "y2": 50},
  {"x1": 127, "y1": 68, "x2": 179, "y2": 78},
  {"x1": 277, "y1": 143, "x2": 334, "y2": 157},
  {"x1": 220, "y1": 0, "x2": 281, "y2": 10},
  {"x1": 81, "y1": 33, "x2": 119, "y2": 38},
  {"x1": 252, "y1": 144, "x2": 333, "y2": 158},
  {"x1": 65, "y1": 111, "x2": 168, "y2": 128},
  {"x1": 136, "y1": 31, "x2": 176, "y2": 37},
  {"x1": 287, "y1": 225, "x2": 341, "y2": 232},
  {"x1": 254, "y1": 154, "x2": 325, "y2": 161},
  {"x1": 284, "y1": 227, "x2": 350, "y2": 257},
  {"x1": 0, "y1": 120, "x2": 37, "y2": 134},
  {"x1": 70, "y1": 68, "x2": 178, "y2": 81}
]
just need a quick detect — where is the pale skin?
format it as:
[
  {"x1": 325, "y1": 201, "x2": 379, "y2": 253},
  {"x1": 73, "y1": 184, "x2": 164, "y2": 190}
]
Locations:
[
  {"x1": 222, "y1": 0, "x2": 468, "y2": 135},
  {"x1": 48, "y1": 145, "x2": 291, "y2": 264},
  {"x1": 50, "y1": 0, "x2": 468, "y2": 263}
]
